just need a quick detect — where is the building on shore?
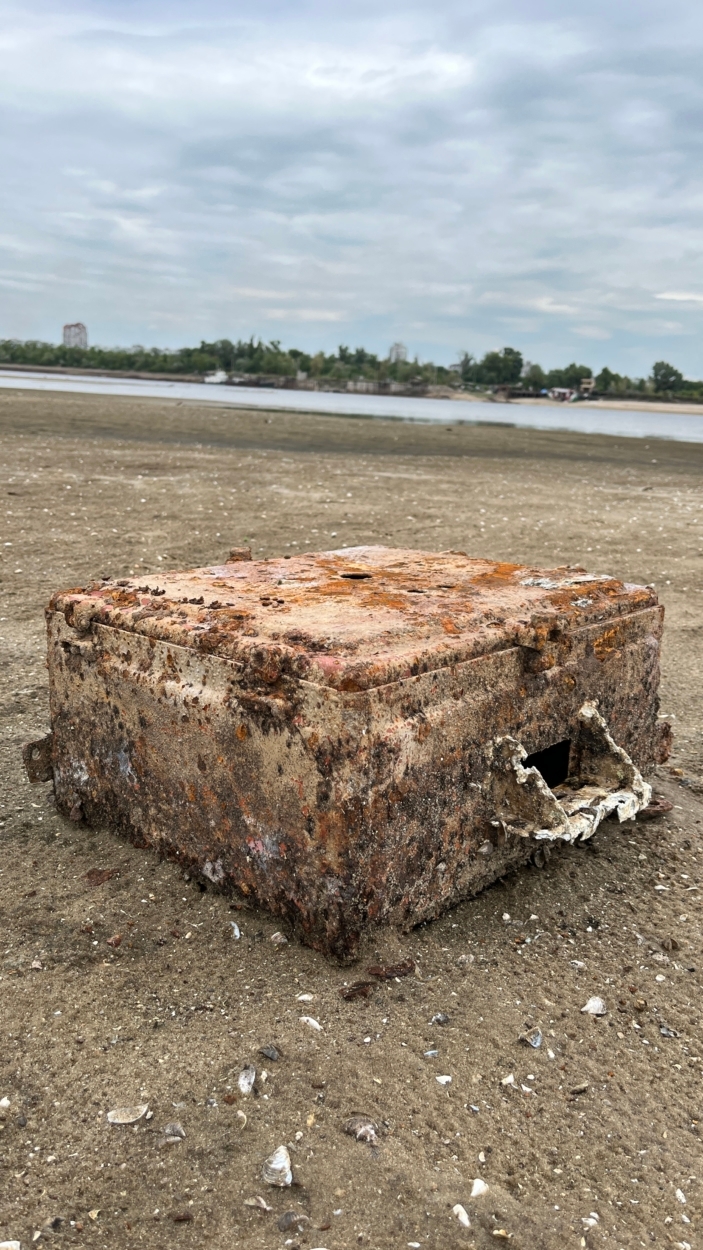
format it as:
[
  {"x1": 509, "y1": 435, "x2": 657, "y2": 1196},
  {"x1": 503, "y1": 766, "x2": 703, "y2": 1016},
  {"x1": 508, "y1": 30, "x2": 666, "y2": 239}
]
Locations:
[{"x1": 63, "y1": 323, "x2": 88, "y2": 349}]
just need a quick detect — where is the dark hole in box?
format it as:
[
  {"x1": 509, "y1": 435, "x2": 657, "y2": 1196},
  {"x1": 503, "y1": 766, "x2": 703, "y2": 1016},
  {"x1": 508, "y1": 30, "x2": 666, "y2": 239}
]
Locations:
[
  {"x1": 340, "y1": 573, "x2": 372, "y2": 580},
  {"x1": 525, "y1": 739, "x2": 571, "y2": 790}
]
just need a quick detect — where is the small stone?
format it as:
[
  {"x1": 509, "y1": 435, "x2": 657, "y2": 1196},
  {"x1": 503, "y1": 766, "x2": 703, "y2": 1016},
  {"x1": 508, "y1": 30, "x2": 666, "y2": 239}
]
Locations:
[
  {"x1": 453, "y1": 1203, "x2": 471, "y2": 1228},
  {"x1": 581, "y1": 996, "x2": 606, "y2": 1016}
]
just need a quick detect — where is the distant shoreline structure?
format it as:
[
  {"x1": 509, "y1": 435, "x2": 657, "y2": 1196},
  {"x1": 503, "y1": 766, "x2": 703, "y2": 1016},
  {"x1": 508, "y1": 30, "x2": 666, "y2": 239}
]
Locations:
[{"x1": 2, "y1": 361, "x2": 703, "y2": 417}]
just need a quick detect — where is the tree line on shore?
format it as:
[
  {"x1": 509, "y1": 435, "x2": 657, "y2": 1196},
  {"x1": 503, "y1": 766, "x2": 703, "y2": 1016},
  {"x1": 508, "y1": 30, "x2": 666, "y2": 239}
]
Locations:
[{"x1": 0, "y1": 336, "x2": 695, "y2": 397}]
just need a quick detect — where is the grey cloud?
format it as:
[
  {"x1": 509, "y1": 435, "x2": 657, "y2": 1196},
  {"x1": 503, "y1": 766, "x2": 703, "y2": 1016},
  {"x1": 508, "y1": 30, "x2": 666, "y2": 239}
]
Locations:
[{"x1": 1, "y1": 0, "x2": 703, "y2": 374}]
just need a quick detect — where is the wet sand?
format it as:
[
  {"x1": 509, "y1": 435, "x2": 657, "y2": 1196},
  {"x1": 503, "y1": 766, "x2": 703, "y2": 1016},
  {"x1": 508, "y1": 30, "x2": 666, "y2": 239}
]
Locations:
[{"x1": 1, "y1": 388, "x2": 702, "y2": 1249}]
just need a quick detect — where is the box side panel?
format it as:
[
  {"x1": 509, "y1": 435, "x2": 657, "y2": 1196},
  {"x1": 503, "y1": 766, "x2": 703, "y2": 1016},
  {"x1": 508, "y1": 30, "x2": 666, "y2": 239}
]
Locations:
[
  {"x1": 47, "y1": 613, "x2": 364, "y2": 954},
  {"x1": 296, "y1": 605, "x2": 664, "y2": 932}
]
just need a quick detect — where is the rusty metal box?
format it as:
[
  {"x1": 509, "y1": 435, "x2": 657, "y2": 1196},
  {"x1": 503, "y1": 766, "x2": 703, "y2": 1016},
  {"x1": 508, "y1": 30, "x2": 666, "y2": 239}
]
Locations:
[{"x1": 34, "y1": 547, "x2": 669, "y2": 958}]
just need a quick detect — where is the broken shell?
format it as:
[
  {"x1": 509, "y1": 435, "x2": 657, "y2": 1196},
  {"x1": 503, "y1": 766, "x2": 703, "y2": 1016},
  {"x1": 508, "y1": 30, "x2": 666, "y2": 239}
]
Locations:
[
  {"x1": 492, "y1": 1231, "x2": 511, "y2": 1239},
  {"x1": 107, "y1": 1104, "x2": 149, "y2": 1125},
  {"x1": 470, "y1": 1178, "x2": 489, "y2": 1198},
  {"x1": 236, "y1": 1110, "x2": 247, "y2": 1129},
  {"x1": 238, "y1": 1065, "x2": 257, "y2": 1095},
  {"x1": 518, "y1": 1027, "x2": 542, "y2": 1048},
  {"x1": 430, "y1": 1012, "x2": 450, "y2": 1026},
  {"x1": 160, "y1": 1121, "x2": 186, "y2": 1144},
  {"x1": 300, "y1": 1015, "x2": 322, "y2": 1031},
  {"x1": 231, "y1": 922, "x2": 241, "y2": 939},
  {"x1": 500, "y1": 1073, "x2": 516, "y2": 1087},
  {"x1": 453, "y1": 1204, "x2": 471, "y2": 1228},
  {"x1": 244, "y1": 1195, "x2": 272, "y2": 1211},
  {"x1": 296, "y1": 992, "x2": 314, "y2": 1002},
  {"x1": 277, "y1": 1211, "x2": 311, "y2": 1232},
  {"x1": 259, "y1": 1044, "x2": 280, "y2": 1062},
  {"x1": 436, "y1": 1075, "x2": 452, "y2": 1086},
  {"x1": 581, "y1": 996, "x2": 606, "y2": 1016},
  {"x1": 344, "y1": 1115, "x2": 380, "y2": 1145},
  {"x1": 270, "y1": 931, "x2": 288, "y2": 946},
  {"x1": 262, "y1": 1144, "x2": 292, "y2": 1187},
  {"x1": 660, "y1": 1024, "x2": 679, "y2": 1038},
  {"x1": 570, "y1": 1082, "x2": 589, "y2": 1096}
]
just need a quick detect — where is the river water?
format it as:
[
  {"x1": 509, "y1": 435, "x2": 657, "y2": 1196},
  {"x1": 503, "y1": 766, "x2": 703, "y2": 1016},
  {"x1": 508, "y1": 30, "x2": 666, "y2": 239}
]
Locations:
[{"x1": 2, "y1": 368, "x2": 703, "y2": 444}]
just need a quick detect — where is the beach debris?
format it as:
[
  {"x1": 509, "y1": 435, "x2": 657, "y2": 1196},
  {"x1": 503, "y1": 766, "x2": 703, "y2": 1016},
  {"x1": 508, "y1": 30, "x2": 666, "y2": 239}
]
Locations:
[
  {"x1": 502, "y1": 913, "x2": 511, "y2": 923},
  {"x1": 277, "y1": 1211, "x2": 311, "y2": 1233},
  {"x1": 366, "y1": 959, "x2": 415, "y2": 980},
  {"x1": 84, "y1": 867, "x2": 118, "y2": 887},
  {"x1": 453, "y1": 1204, "x2": 471, "y2": 1228},
  {"x1": 296, "y1": 993, "x2": 314, "y2": 1002},
  {"x1": 676, "y1": 1189, "x2": 687, "y2": 1205},
  {"x1": 237, "y1": 1110, "x2": 247, "y2": 1129},
  {"x1": 581, "y1": 996, "x2": 606, "y2": 1016},
  {"x1": 106, "y1": 933, "x2": 122, "y2": 948},
  {"x1": 424, "y1": 1049, "x2": 439, "y2": 1058},
  {"x1": 0, "y1": 1097, "x2": 10, "y2": 1109},
  {"x1": 244, "y1": 1196, "x2": 272, "y2": 1211},
  {"x1": 339, "y1": 981, "x2": 375, "y2": 1001},
  {"x1": 31, "y1": 959, "x2": 43, "y2": 970},
  {"x1": 0, "y1": 1242, "x2": 21, "y2": 1250},
  {"x1": 160, "y1": 1122, "x2": 186, "y2": 1144},
  {"x1": 500, "y1": 1073, "x2": 516, "y2": 1087},
  {"x1": 344, "y1": 1115, "x2": 380, "y2": 1145},
  {"x1": 660, "y1": 1024, "x2": 679, "y2": 1038},
  {"x1": 492, "y1": 1231, "x2": 511, "y2": 1240},
  {"x1": 238, "y1": 1065, "x2": 257, "y2": 1096},
  {"x1": 300, "y1": 1015, "x2": 322, "y2": 1031},
  {"x1": 456, "y1": 953, "x2": 474, "y2": 966},
  {"x1": 230, "y1": 922, "x2": 241, "y2": 939},
  {"x1": 661, "y1": 936, "x2": 680, "y2": 951},
  {"x1": 107, "y1": 1104, "x2": 149, "y2": 1125},
  {"x1": 470, "y1": 1178, "x2": 489, "y2": 1198},
  {"x1": 570, "y1": 960, "x2": 586, "y2": 970},
  {"x1": 570, "y1": 1082, "x2": 589, "y2": 1096},
  {"x1": 270, "y1": 931, "x2": 288, "y2": 946},
  {"x1": 172, "y1": 1211, "x2": 193, "y2": 1223},
  {"x1": 430, "y1": 1012, "x2": 450, "y2": 1026},
  {"x1": 262, "y1": 1145, "x2": 293, "y2": 1186},
  {"x1": 436, "y1": 1075, "x2": 452, "y2": 1086},
  {"x1": 518, "y1": 1027, "x2": 542, "y2": 1048},
  {"x1": 581, "y1": 1213, "x2": 599, "y2": 1230},
  {"x1": 259, "y1": 1044, "x2": 280, "y2": 1062},
  {"x1": 638, "y1": 794, "x2": 673, "y2": 820}
]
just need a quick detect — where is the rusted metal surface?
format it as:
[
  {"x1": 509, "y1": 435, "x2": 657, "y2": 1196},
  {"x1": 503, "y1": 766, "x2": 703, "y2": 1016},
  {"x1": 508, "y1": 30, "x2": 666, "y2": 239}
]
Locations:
[{"x1": 34, "y1": 547, "x2": 670, "y2": 959}]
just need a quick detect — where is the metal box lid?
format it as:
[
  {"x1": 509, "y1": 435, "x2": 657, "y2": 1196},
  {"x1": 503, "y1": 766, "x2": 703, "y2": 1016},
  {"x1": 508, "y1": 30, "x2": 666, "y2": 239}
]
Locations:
[{"x1": 50, "y1": 546, "x2": 658, "y2": 692}]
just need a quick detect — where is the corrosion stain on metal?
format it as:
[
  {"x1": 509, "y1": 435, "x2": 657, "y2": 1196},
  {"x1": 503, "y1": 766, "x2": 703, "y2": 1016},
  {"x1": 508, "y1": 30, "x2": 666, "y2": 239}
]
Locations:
[{"x1": 35, "y1": 546, "x2": 669, "y2": 959}]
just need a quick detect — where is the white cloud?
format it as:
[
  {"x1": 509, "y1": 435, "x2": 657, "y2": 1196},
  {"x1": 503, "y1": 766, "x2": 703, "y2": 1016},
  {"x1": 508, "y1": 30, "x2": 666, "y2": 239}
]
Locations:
[{"x1": 656, "y1": 291, "x2": 703, "y2": 303}]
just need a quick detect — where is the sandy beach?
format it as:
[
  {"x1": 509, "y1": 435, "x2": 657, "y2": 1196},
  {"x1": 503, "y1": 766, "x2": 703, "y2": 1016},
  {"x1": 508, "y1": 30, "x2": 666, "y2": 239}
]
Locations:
[{"x1": 1, "y1": 387, "x2": 701, "y2": 1249}]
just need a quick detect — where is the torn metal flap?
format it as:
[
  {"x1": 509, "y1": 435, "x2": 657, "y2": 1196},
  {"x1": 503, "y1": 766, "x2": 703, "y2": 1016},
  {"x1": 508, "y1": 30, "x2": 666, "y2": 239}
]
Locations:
[{"x1": 490, "y1": 702, "x2": 651, "y2": 845}]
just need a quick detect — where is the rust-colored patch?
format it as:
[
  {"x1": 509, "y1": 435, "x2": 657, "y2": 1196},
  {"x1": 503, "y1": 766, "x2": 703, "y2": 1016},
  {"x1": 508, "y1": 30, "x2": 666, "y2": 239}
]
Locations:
[{"x1": 84, "y1": 867, "x2": 118, "y2": 887}]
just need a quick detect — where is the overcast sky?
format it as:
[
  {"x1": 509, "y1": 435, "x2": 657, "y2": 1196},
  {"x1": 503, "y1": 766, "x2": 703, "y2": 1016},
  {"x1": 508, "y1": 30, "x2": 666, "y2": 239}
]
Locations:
[{"x1": 1, "y1": 0, "x2": 703, "y2": 374}]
